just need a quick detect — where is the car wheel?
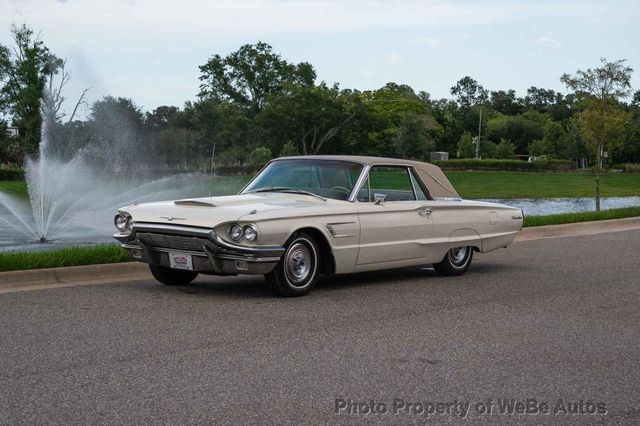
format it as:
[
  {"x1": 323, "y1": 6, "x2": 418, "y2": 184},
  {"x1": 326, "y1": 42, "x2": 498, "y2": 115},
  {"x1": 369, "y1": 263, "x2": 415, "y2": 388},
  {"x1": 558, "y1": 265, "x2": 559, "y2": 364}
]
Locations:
[
  {"x1": 149, "y1": 264, "x2": 198, "y2": 286},
  {"x1": 433, "y1": 246, "x2": 473, "y2": 276},
  {"x1": 266, "y1": 232, "x2": 321, "y2": 297}
]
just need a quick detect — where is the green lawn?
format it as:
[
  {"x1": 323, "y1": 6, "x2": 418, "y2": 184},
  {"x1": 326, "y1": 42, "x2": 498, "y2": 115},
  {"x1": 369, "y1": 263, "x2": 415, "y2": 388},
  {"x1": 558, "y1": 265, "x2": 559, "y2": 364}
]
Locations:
[
  {"x1": 0, "y1": 181, "x2": 28, "y2": 198},
  {"x1": 0, "y1": 244, "x2": 130, "y2": 273},
  {"x1": 445, "y1": 171, "x2": 640, "y2": 199},
  {"x1": 524, "y1": 206, "x2": 640, "y2": 227}
]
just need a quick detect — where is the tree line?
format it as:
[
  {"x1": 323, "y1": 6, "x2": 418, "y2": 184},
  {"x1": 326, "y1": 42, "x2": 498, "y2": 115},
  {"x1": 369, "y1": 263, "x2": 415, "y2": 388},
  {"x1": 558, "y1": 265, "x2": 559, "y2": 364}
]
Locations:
[{"x1": 1, "y1": 24, "x2": 639, "y2": 171}]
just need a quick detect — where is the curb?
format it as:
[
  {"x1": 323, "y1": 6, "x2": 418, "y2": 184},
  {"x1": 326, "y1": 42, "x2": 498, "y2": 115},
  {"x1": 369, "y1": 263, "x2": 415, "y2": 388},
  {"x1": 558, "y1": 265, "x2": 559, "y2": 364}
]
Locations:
[
  {"x1": 0, "y1": 262, "x2": 149, "y2": 294},
  {"x1": 1, "y1": 217, "x2": 639, "y2": 294},
  {"x1": 515, "y1": 216, "x2": 640, "y2": 242}
]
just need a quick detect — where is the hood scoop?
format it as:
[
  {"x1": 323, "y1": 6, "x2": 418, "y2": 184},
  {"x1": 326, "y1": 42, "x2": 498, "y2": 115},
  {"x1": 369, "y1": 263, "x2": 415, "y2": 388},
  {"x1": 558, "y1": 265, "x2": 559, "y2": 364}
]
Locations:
[{"x1": 174, "y1": 200, "x2": 217, "y2": 207}]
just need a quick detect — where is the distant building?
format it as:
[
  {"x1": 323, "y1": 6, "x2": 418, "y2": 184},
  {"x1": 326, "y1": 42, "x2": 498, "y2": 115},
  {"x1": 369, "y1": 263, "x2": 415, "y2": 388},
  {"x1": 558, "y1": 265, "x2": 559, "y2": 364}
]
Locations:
[
  {"x1": 6, "y1": 127, "x2": 19, "y2": 138},
  {"x1": 430, "y1": 151, "x2": 449, "y2": 162}
]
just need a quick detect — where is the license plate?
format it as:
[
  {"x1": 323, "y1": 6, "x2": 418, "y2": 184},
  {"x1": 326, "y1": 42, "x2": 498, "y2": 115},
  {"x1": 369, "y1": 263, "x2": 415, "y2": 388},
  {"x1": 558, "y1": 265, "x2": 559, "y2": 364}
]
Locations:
[{"x1": 168, "y1": 252, "x2": 194, "y2": 271}]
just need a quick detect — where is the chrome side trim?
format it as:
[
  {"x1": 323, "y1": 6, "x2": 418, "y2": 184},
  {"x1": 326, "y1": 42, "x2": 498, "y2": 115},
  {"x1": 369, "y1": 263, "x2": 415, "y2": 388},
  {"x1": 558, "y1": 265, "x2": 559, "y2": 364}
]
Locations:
[
  {"x1": 348, "y1": 164, "x2": 371, "y2": 202},
  {"x1": 211, "y1": 234, "x2": 285, "y2": 256},
  {"x1": 326, "y1": 222, "x2": 357, "y2": 238},
  {"x1": 408, "y1": 166, "x2": 419, "y2": 200}
]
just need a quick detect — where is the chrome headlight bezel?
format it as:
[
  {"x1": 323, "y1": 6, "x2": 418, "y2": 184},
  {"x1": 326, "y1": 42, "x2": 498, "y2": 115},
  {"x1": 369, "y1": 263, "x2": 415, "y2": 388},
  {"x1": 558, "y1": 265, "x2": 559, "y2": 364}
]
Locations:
[
  {"x1": 243, "y1": 224, "x2": 258, "y2": 242},
  {"x1": 114, "y1": 213, "x2": 132, "y2": 233},
  {"x1": 228, "y1": 224, "x2": 244, "y2": 242}
]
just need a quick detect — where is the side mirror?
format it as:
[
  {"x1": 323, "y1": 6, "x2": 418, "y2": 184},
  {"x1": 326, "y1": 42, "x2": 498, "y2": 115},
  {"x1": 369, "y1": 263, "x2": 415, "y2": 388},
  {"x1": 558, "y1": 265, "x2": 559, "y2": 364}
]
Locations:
[{"x1": 373, "y1": 193, "x2": 387, "y2": 205}]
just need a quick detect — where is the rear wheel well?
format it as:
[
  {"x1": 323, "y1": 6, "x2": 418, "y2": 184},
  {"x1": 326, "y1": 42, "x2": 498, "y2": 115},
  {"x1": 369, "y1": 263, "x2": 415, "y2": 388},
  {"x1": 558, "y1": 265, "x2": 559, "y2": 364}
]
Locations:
[{"x1": 290, "y1": 227, "x2": 335, "y2": 276}]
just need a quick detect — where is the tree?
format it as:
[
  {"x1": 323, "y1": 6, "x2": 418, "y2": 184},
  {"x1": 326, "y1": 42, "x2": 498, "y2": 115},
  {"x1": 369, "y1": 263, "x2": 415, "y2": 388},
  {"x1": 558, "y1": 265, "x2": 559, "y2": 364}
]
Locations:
[
  {"x1": 484, "y1": 112, "x2": 545, "y2": 153},
  {"x1": 248, "y1": 146, "x2": 272, "y2": 168},
  {"x1": 495, "y1": 139, "x2": 516, "y2": 159},
  {"x1": 528, "y1": 139, "x2": 551, "y2": 157},
  {"x1": 490, "y1": 90, "x2": 522, "y2": 115},
  {"x1": 0, "y1": 24, "x2": 62, "y2": 154},
  {"x1": 457, "y1": 131, "x2": 475, "y2": 158},
  {"x1": 621, "y1": 92, "x2": 640, "y2": 163},
  {"x1": 356, "y1": 83, "x2": 437, "y2": 157},
  {"x1": 577, "y1": 106, "x2": 631, "y2": 165},
  {"x1": 393, "y1": 112, "x2": 437, "y2": 160},
  {"x1": 259, "y1": 83, "x2": 352, "y2": 155},
  {"x1": 450, "y1": 77, "x2": 488, "y2": 108},
  {"x1": 198, "y1": 42, "x2": 315, "y2": 116},
  {"x1": 561, "y1": 58, "x2": 634, "y2": 210},
  {"x1": 88, "y1": 96, "x2": 146, "y2": 172},
  {"x1": 480, "y1": 140, "x2": 497, "y2": 158},
  {"x1": 528, "y1": 121, "x2": 569, "y2": 159},
  {"x1": 279, "y1": 141, "x2": 299, "y2": 157},
  {"x1": 145, "y1": 106, "x2": 181, "y2": 131}
]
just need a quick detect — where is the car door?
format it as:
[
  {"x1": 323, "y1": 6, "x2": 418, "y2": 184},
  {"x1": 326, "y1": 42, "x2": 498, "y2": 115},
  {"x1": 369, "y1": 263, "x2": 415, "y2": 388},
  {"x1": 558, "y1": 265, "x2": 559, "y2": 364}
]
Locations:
[{"x1": 356, "y1": 165, "x2": 434, "y2": 265}]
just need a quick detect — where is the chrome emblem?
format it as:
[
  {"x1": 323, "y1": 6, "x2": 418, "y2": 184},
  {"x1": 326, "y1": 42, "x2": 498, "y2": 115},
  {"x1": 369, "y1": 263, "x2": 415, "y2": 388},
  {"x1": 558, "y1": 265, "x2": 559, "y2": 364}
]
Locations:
[{"x1": 160, "y1": 216, "x2": 186, "y2": 221}]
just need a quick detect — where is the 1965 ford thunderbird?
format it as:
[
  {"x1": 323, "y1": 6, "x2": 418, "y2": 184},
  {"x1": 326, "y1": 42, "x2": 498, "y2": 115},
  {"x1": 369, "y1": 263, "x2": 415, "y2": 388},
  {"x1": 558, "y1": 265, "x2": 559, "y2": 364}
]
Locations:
[{"x1": 113, "y1": 156, "x2": 523, "y2": 296}]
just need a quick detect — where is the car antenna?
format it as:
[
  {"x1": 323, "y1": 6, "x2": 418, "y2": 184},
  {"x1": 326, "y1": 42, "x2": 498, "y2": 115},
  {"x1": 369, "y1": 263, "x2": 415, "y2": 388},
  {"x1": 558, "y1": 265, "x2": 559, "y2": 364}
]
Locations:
[{"x1": 208, "y1": 141, "x2": 216, "y2": 198}]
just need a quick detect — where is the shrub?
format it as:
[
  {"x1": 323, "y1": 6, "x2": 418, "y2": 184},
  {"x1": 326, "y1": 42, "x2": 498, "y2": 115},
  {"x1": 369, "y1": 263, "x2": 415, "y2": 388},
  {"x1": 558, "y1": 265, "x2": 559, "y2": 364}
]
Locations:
[
  {"x1": 247, "y1": 146, "x2": 273, "y2": 169},
  {"x1": 456, "y1": 131, "x2": 476, "y2": 159},
  {"x1": 480, "y1": 141, "x2": 497, "y2": 158},
  {"x1": 0, "y1": 165, "x2": 24, "y2": 180},
  {"x1": 495, "y1": 138, "x2": 516, "y2": 159},
  {"x1": 613, "y1": 163, "x2": 640, "y2": 173},
  {"x1": 433, "y1": 159, "x2": 575, "y2": 172},
  {"x1": 279, "y1": 141, "x2": 300, "y2": 157}
]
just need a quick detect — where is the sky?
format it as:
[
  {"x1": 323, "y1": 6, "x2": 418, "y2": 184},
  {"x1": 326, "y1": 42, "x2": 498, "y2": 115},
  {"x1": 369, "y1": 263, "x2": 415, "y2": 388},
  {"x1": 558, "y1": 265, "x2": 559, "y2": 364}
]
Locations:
[{"x1": 1, "y1": 0, "x2": 639, "y2": 118}]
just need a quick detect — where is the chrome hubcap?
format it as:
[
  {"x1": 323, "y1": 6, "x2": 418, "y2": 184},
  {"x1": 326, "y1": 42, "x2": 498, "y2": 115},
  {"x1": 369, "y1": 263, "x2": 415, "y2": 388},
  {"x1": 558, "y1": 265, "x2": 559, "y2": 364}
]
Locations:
[
  {"x1": 449, "y1": 246, "x2": 468, "y2": 266},
  {"x1": 285, "y1": 242, "x2": 312, "y2": 285}
]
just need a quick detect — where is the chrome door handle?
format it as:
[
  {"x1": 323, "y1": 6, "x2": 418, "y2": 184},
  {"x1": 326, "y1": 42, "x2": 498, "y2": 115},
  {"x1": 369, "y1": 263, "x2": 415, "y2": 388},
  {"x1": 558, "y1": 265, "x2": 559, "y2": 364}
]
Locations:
[{"x1": 418, "y1": 208, "x2": 432, "y2": 216}]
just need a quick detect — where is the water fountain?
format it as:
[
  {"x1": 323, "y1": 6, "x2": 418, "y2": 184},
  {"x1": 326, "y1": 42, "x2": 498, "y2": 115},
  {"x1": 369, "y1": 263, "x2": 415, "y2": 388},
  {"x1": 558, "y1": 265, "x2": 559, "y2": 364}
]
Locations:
[{"x1": 0, "y1": 91, "x2": 234, "y2": 252}]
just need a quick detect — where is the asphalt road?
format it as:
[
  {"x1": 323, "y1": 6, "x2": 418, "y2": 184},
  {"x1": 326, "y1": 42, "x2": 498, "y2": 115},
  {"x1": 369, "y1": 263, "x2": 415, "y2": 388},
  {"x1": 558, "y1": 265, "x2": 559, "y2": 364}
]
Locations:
[{"x1": 1, "y1": 230, "x2": 640, "y2": 425}]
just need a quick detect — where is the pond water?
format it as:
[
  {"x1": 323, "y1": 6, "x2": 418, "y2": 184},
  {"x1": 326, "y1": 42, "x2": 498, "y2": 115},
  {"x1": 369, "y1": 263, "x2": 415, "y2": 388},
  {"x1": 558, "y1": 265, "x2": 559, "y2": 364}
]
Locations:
[{"x1": 479, "y1": 196, "x2": 640, "y2": 216}]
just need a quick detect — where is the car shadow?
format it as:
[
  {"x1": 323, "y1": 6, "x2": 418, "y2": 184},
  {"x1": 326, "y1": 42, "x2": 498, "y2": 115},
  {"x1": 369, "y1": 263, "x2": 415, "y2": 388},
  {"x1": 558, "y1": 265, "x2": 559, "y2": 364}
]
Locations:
[{"x1": 138, "y1": 261, "x2": 519, "y2": 298}]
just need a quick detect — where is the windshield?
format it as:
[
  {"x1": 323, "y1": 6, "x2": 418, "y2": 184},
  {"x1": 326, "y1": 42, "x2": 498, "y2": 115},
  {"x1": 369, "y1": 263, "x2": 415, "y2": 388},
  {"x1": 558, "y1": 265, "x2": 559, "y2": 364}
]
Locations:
[{"x1": 242, "y1": 160, "x2": 364, "y2": 201}]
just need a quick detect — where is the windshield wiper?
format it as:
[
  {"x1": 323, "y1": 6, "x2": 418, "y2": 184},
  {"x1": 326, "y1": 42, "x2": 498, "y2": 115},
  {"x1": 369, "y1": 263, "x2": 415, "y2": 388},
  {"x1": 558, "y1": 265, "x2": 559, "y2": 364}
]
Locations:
[
  {"x1": 248, "y1": 186, "x2": 292, "y2": 193},
  {"x1": 249, "y1": 186, "x2": 326, "y2": 201}
]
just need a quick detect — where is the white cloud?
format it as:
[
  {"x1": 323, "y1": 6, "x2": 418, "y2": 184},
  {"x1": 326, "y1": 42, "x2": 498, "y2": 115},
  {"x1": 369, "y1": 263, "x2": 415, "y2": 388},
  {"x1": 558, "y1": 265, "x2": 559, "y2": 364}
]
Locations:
[
  {"x1": 387, "y1": 52, "x2": 402, "y2": 63},
  {"x1": 535, "y1": 34, "x2": 562, "y2": 49}
]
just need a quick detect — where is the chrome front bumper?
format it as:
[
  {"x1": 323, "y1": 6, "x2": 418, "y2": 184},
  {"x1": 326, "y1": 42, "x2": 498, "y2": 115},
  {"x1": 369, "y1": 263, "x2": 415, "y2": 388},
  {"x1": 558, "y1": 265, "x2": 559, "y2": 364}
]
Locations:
[{"x1": 114, "y1": 222, "x2": 284, "y2": 275}]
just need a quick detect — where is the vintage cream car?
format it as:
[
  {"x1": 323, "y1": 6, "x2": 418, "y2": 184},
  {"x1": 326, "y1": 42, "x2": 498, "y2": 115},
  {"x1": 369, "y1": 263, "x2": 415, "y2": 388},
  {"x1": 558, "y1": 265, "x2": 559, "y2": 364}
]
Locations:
[{"x1": 113, "y1": 156, "x2": 523, "y2": 296}]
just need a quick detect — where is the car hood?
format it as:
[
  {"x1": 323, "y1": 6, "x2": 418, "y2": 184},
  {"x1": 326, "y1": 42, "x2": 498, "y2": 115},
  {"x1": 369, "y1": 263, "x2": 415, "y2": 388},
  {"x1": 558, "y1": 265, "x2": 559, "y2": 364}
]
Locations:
[{"x1": 120, "y1": 193, "x2": 333, "y2": 228}]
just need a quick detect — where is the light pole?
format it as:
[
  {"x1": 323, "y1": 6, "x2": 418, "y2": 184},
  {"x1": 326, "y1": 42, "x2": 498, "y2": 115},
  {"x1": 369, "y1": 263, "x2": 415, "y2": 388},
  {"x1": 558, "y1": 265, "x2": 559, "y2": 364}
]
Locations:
[{"x1": 475, "y1": 106, "x2": 483, "y2": 159}]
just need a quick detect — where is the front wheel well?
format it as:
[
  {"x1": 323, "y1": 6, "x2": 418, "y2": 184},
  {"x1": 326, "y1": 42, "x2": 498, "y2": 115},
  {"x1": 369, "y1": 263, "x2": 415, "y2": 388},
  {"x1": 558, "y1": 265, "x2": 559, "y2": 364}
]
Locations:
[{"x1": 289, "y1": 227, "x2": 335, "y2": 276}]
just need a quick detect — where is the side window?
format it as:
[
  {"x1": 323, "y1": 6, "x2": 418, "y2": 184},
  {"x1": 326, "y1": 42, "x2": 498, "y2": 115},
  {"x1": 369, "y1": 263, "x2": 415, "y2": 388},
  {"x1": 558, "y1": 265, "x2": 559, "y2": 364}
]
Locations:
[
  {"x1": 409, "y1": 169, "x2": 429, "y2": 200},
  {"x1": 366, "y1": 166, "x2": 416, "y2": 202}
]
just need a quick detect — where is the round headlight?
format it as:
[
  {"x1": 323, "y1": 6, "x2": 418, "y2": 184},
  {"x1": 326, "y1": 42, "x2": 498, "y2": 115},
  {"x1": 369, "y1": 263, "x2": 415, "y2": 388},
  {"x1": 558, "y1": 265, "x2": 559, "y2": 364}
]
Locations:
[
  {"x1": 229, "y1": 224, "x2": 243, "y2": 241},
  {"x1": 114, "y1": 214, "x2": 128, "y2": 232},
  {"x1": 243, "y1": 225, "x2": 257, "y2": 242}
]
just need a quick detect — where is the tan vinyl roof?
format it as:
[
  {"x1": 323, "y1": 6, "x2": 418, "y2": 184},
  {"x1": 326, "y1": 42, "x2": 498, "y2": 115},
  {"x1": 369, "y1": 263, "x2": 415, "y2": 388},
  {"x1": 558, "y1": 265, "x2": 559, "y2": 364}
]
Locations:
[{"x1": 274, "y1": 155, "x2": 460, "y2": 199}]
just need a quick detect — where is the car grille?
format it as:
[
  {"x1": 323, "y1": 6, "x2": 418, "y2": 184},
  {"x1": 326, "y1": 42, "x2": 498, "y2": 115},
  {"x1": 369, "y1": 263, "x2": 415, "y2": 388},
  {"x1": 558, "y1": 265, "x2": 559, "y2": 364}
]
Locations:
[{"x1": 136, "y1": 233, "x2": 212, "y2": 253}]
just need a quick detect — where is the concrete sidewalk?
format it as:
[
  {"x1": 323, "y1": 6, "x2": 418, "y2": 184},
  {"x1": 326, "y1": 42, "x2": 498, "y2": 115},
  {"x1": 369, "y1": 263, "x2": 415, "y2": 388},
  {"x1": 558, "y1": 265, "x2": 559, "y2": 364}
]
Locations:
[{"x1": 1, "y1": 217, "x2": 639, "y2": 294}]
